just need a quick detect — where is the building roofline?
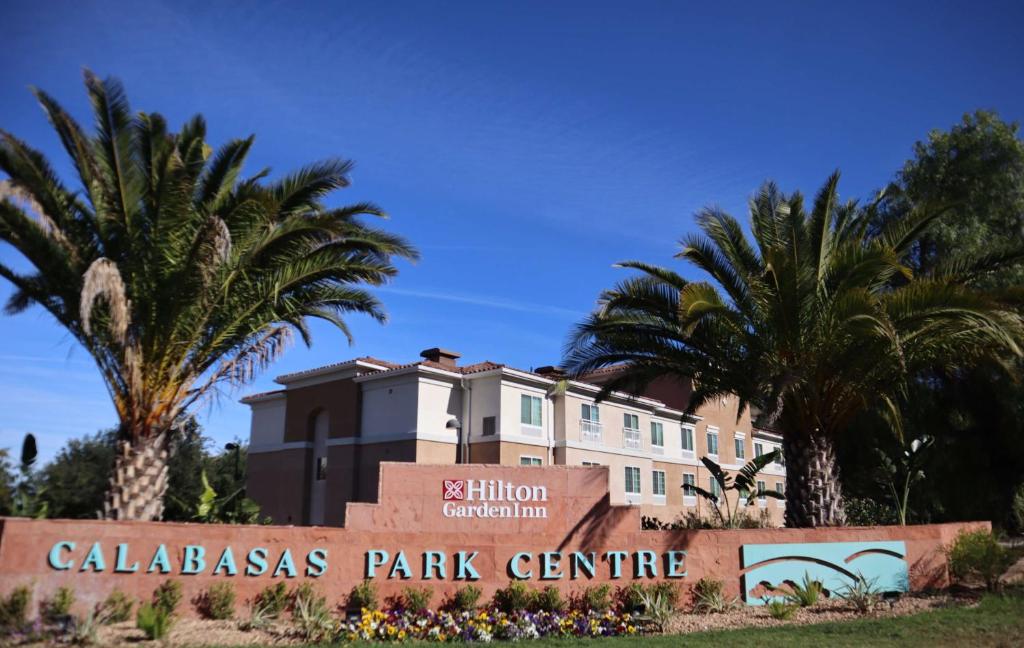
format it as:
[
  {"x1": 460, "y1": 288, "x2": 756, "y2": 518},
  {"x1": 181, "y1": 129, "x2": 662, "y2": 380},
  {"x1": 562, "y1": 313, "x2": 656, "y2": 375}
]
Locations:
[
  {"x1": 239, "y1": 389, "x2": 286, "y2": 404},
  {"x1": 274, "y1": 358, "x2": 394, "y2": 385}
]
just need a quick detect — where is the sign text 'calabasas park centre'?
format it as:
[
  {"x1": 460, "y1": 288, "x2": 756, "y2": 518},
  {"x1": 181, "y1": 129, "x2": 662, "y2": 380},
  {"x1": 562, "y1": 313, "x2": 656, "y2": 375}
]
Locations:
[{"x1": 0, "y1": 463, "x2": 985, "y2": 613}]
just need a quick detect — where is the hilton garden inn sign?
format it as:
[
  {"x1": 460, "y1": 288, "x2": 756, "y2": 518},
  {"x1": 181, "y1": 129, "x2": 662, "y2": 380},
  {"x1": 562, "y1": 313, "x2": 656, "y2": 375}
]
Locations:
[{"x1": 0, "y1": 462, "x2": 984, "y2": 617}]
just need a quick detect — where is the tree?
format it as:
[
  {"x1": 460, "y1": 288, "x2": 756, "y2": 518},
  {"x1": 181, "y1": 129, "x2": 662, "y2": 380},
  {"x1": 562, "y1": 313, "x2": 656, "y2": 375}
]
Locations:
[
  {"x1": 564, "y1": 174, "x2": 1023, "y2": 527},
  {"x1": 38, "y1": 430, "x2": 115, "y2": 519},
  {"x1": 0, "y1": 448, "x2": 16, "y2": 515},
  {"x1": 686, "y1": 450, "x2": 783, "y2": 528},
  {"x1": 0, "y1": 71, "x2": 417, "y2": 520}
]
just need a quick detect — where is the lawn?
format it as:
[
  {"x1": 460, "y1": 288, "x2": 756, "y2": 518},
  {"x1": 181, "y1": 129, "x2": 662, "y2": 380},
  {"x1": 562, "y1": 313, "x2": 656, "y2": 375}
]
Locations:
[{"x1": 293, "y1": 591, "x2": 1024, "y2": 648}]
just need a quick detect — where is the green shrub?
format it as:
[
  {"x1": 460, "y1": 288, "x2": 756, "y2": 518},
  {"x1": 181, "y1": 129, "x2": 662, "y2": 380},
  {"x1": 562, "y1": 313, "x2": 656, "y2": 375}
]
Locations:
[
  {"x1": 255, "y1": 582, "x2": 289, "y2": 618},
  {"x1": 152, "y1": 579, "x2": 182, "y2": 616},
  {"x1": 948, "y1": 529, "x2": 1010, "y2": 591},
  {"x1": 837, "y1": 573, "x2": 881, "y2": 613},
  {"x1": 70, "y1": 610, "x2": 99, "y2": 645},
  {"x1": 577, "y1": 584, "x2": 612, "y2": 613},
  {"x1": 492, "y1": 581, "x2": 534, "y2": 614},
  {"x1": 776, "y1": 572, "x2": 822, "y2": 607},
  {"x1": 347, "y1": 579, "x2": 378, "y2": 611},
  {"x1": 447, "y1": 585, "x2": 482, "y2": 612},
  {"x1": 400, "y1": 586, "x2": 433, "y2": 613},
  {"x1": 291, "y1": 584, "x2": 335, "y2": 643},
  {"x1": 616, "y1": 583, "x2": 646, "y2": 613},
  {"x1": 764, "y1": 599, "x2": 797, "y2": 620},
  {"x1": 532, "y1": 585, "x2": 566, "y2": 613},
  {"x1": 1010, "y1": 484, "x2": 1024, "y2": 536},
  {"x1": 0, "y1": 585, "x2": 32, "y2": 630},
  {"x1": 199, "y1": 582, "x2": 236, "y2": 620},
  {"x1": 691, "y1": 578, "x2": 738, "y2": 614},
  {"x1": 95, "y1": 589, "x2": 134, "y2": 624},
  {"x1": 136, "y1": 602, "x2": 173, "y2": 640},
  {"x1": 41, "y1": 586, "x2": 75, "y2": 623},
  {"x1": 648, "y1": 582, "x2": 679, "y2": 609},
  {"x1": 637, "y1": 587, "x2": 675, "y2": 632},
  {"x1": 844, "y1": 497, "x2": 898, "y2": 526}
]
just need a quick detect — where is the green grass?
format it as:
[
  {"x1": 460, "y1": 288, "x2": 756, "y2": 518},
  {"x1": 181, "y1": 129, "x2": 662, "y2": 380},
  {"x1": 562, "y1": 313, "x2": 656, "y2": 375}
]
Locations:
[{"x1": 223, "y1": 591, "x2": 1024, "y2": 648}]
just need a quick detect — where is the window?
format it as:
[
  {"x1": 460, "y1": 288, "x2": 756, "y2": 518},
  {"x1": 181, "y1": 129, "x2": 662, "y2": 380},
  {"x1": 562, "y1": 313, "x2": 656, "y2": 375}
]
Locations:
[
  {"x1": 520, "y1": 456, "x2": 542, "y2": 466},
  {"x1": 709, "y1": 476, "x2": 722, "y2": 498},
  {"x1": 754, "y1": 441, "x2": 765, "y2": 458},
  {"x1": 582, "y1": 460, "x2": 600, "y2": 467},
  {"x1": 757, "y1": 480, "x2": 767, "y2": 506},
  {"x1": 482, "y1": 416, "x2": 496, "y2": 436},
  {"x1": 773, "y1": 446, "x2": 784, "y2": 466},
  {"x1": 650, "y1": 421, "x2": 664, "y2": 447},
  {"x1": 682, "y1": 473, "x2": 696, "y2": 499},
  {"x1": 681, "y1": 426, "x2": 695, "y2": 453},
  {"x1": 315, "y1": 456, "x2": 327, "y2": 481},
  {"x1": 580, "y1": 403, "x2": 602, "y2": 442},
  {"x1": 623, "y1": 413, "x2": 641, "y2": 449},
  {"x1": 734, "y1": 435, "x2": 745, "y2": 460},
  {"x1": 652, "y1": 470, "x2": 666, "y2": 497},
  {"x1": 706, "y1": 428, "x2": 719, "y2": 456},
  {"x1": 624, "y1": 466, "x2": 641, "y2": 494},
  {"x1": 520, "y1": 395, "x2": 542, "y2": 427}
]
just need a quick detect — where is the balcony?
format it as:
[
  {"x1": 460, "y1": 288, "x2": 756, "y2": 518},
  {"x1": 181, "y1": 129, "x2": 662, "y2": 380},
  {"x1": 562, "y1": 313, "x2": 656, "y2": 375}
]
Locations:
[
  {"x1": 623, "y1": 427, "x2": 642, "y2": 449},
  {"x1": 580, "y1": 419, "x2": 603, "y2": 443}
]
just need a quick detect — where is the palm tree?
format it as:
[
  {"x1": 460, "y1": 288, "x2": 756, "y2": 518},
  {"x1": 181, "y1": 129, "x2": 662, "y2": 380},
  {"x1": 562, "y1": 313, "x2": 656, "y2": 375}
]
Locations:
[
  {"x1": 564, "y1": 174, "x2": 1023, "y2": 527},
  {"x1": 688, "y1": 450, "x2": 783, "y2": 529},
  {"x1": 0, "y1": 71, "x2": 417, "y2": 520}
]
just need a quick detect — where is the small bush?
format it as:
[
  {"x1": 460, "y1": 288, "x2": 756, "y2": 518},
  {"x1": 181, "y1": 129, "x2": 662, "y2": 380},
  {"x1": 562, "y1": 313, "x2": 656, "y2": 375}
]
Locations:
[
  {"x1": 648, "y1": 582, "x2": 679, "y2": 609},
  {"x1": 764, "y1": 599, "x2": 797, "y2": 620},
  {"x1": 400, "y1": 586, "x2": 433, "y2": 613},
  {"x1": 0, "y1": 586, "x2": 31, "y2": 630},
  {"x1": 576, "y1": 584, "x2": 612, "y2": 613},
  {"x1": 41, "y1": 585, "x2": 75, "y2": 623},
  {"x1": 844, "y1": 497, "x2": 898, "y2": 526},
  {"x1": 199, "y1": 582, "x2": 236, "y2": 620},
  {"x1": 948, "y1": 529, "x2": 1010, "y2": 591},
  {"x1": 776, "y1": 572, "x2": 822, "y2": 607},
  {"x1": 691, "y1": 578, "x2": 738, "y2": 614},
  {"x1": 492, "y1": 581, "x2": 534, "y2": 614},
  {"x1": 136, "y1": 602, "x2": 173, "y2": 640},
  {"x1": 446, "y1": 585, "x2": 482, "y2": 612},
  {"x1": 616, "y1": 583, "x2": 646, "y2": 613},
  {"x1": 532, "y1": 585, "x2": 566, "y2": 613},
  {"x1": 70, "y1": 611, "x2": 99, "y2": 645},
  {"x1": 152, "y1": 579, "x2": 182, "y2": 616},
  {"x1": 347, "y1": 579, "x2": 378, "y2": 611},
  {"x1": 255, "y1": 582, "x2": 289, "y2": 618},
  {"x1": 1011, "y1": 484, "x2": 1024, "y2": 535},
  {"x1": 837, "y1": 574, "x2": 881, "y2": 613},
  {"x1": 637, "y1": 587, "x2": 674, "y2": 632},
  {"x1": 291, "y1": 584, "x2": 335, "y2": 643},
  {"x1": 95, "y1": 590, "x2": 134, "y2": 624},
  {"x1": 237, "y1": 599, "x2": 273, "y2": 633}
]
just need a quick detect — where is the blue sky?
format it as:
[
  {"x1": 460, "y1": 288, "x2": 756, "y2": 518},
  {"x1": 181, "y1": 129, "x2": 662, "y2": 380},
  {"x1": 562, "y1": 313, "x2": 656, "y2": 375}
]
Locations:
[{"x1": 3, "y1": 0, "x2": 1024, "y2": 462}]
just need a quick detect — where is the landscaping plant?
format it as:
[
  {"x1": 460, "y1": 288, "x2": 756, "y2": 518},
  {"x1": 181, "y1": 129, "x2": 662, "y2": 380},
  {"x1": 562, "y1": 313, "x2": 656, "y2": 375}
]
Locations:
[
  {"x1": 152, "y1": 579, "x2": 182, "y2": 616},
  {"x1": 446, "y1": 585, "x2": 482, "y2": 613},
  {"x1": 0, "y1": 585, "x2": 31, "y2": 631},
  {"x1": 576, "y1": 584, "x2": 612, "y2": 613},
  {"x1": 691, "y1": 578, "x2": 738, "y2": 614},
  {"x1": 254, "y1": 582, "x2": 289, "y2": 618},
  {"x1": 400, "y1": 586, "x2": 433, "y2": 614},
  {"x1": 764, "y1": 599, "x2": 798, "y2": 620},
  {"x1": 95, "y1": 589, "x2": 134, "y2": 624},
  {"x1": 837, "y1": 573, "x2": 882, "y2": 613},
  {"x1": 347, "y1": 579, "x2": 379, "y2": 612},
  {"x1": 948, "y1": 529, "x2": 1011, "y2": 591},
  {"x1": 199, "y1": 582, "x2": 236, "y2": 620},
  {"x1": 775, "y1": 572, "x2": 824, "y2": 607},
  {"x1": 532, "y1": 586, "x2": 566, "y2": 613},
  {"x1": 40, "y1": 586, "x2": 75, "y2": 624},
  {"x1": 291, "y1": 584, "x2": 336, "y2": 643},
  {"x1": 0, "y1": 71, "x2": 416, "y2": 520},
  {"x1": 135, "y1": 602, "x2": 173, "y2": 640},
  {"x1": 492, "y1": 582, "x2": 535, "y2": 614}
]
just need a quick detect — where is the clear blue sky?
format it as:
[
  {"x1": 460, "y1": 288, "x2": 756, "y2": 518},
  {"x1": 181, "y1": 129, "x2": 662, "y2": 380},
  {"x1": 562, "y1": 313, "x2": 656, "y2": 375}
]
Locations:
[{"x1": 3, "y1": 0, "x2": 1023, "y2": 462}]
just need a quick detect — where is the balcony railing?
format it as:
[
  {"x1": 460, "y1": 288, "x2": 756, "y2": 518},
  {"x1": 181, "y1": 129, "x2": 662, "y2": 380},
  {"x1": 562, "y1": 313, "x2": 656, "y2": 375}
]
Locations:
[
  {"x1": 580, "y1": 419, "x2": 603, "y2": 443},
  {"x1": 623, "y1": 427, "x2": 642, "y2": 449}
]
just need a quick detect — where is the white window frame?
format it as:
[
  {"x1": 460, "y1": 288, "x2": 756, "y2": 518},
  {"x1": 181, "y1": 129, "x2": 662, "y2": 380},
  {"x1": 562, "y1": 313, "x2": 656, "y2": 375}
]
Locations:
[
  {"x1": 652, "y1": 469, "x2": 666, "y2": 499},
  {"x1": 682, "y1": 473, "x2": 697, "y2": 505},
  {"x1": 520, "y1": 394, "x2": 543, "y2": 433},
  {"x1": 650, "y1": 421, "x2": 664, "y2": 454},
  {"x1": 754, "y1": 441, "x2": 765, "y2": 458},
  {"x1": 757, "y1": 480, "x2": 767, "y2": 507},
  {"x1": 580, "y1": 403, "x2": 602, "y2": 443},
  {"x1": 519, "y1": 455, "x2": 542, "y2": 466},
  {"x1": 706, "y1": 426, "x2": 719, "y2": 457},
  {"x1": 623, "y1": 413, "x2": 641, "y2": 449},
  {"x1": 709, "y1": 475, "x2": 722, "y2": 498},
  {"x1": 734, "y1": 432, "x2": 746, "y2": 461},
  {"x1": 624, "y1": 466, "x2": 641, "y2": 495},
  {"x1": 776, "y1": 482, "x2": 785, "y2": 507},
  {"x1": 681, "y1": 425, "x2": 695, "y2": 457}
]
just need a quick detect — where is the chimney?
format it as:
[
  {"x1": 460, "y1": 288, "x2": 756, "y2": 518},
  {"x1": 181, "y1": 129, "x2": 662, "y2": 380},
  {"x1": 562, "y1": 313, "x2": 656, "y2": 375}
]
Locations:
[
  {"x1": 420, "y1": 347, "x2": 461, "y2": 369},
  {"x1": 534, "y1": 365, "x2": 567, "y2": 378}
]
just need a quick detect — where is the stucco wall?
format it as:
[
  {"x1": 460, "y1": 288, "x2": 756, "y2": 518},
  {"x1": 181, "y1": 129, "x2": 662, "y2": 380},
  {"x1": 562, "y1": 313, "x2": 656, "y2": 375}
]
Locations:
[{"x1": 0, "y1": 464, "x2": 983, "y2": 619}]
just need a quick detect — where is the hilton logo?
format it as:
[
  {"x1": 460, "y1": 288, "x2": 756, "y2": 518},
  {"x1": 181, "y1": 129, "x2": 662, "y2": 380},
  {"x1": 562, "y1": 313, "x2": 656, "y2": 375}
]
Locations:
[{"x1": 441, "y1": 479, "x2": 549, "y2": 519}]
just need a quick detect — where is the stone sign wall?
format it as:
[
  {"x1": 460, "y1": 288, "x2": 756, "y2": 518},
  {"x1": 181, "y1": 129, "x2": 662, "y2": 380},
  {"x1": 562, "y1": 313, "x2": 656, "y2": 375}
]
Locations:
[{"x1": 0, "y1": 463, "x2": 986, "y2": 617}]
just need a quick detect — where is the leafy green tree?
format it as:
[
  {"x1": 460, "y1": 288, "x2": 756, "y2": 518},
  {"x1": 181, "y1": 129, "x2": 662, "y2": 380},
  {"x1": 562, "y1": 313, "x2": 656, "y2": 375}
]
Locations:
[
  {"x1": 0, "y1": 448, "x2": 16, "y2": 515},
  {"x1": 39, "y1": 430, "x2": 115, "y2": 519},
  {"x1": 0, "y1": 71, "x2": 416, "y2": 520},
  {"x1": 565, "y1": 174, "x2": 1023, "y2": 527}
]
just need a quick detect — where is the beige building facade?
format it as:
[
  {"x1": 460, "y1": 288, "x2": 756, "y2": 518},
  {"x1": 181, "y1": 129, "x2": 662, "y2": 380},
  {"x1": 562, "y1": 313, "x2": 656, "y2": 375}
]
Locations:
[{"x1": 243, "y1": 348, "x2": 786, "y2": 527}]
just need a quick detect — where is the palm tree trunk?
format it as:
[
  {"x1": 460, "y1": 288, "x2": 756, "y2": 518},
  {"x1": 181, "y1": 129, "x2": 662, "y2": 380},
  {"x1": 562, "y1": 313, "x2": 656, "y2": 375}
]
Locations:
[
  {"x1": 783, "y1": 433, "x2": 846, "y2": 527},
  {"x1": 103, "y1": 431, "x2": 170, "y2": 520}
]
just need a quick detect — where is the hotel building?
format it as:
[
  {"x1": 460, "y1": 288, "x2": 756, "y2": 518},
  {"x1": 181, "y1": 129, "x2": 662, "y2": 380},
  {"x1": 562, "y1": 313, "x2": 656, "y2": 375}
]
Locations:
[{"x1": 242, "y1": 348, "x2": 786, "y2": 526}]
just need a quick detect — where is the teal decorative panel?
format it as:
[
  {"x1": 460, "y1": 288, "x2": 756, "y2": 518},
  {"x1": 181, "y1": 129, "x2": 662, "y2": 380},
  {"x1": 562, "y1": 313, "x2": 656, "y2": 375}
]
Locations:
[{"x1": 740, "y1": 541, "x2": 908, "y2": 605}]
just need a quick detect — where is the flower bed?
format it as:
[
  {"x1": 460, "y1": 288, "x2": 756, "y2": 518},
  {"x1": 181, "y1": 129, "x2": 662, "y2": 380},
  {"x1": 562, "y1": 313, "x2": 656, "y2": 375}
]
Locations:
[{"x1": 345, "y1": 608, "x2": 639, "y2": 643}]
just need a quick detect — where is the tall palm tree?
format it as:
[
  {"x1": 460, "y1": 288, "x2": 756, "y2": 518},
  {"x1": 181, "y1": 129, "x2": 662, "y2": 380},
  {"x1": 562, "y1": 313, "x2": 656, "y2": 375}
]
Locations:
[
  {"x1": 564, "y1": 174, "x2": 1023, "y2": 527},
  {"x1": 0, "y1": 71, "x2": 417, "y2": 520}
]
